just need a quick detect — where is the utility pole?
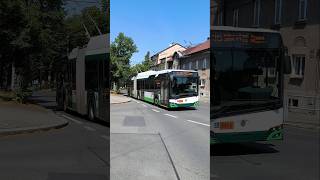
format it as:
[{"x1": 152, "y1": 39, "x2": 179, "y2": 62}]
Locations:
[
  {"x1": 87, "y1": 13, "x2": 102, "y2": 35},
  {"x1": 82, "y1": 22, "x2": 91, "y2": 39}
]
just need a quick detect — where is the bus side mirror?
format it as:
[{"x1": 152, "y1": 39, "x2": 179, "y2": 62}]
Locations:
[{"x1": 284, "y1": 56, "x2": 291, "y2": 74}]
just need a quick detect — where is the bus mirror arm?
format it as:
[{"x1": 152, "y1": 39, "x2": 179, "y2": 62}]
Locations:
[{"x1": 284, "y1": 56, "x2": 291, "y2": 74}]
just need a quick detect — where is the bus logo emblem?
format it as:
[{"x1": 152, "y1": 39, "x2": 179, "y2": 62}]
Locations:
[{"x1": 241, "y1": 120, "x2": 247, "y2": 127}]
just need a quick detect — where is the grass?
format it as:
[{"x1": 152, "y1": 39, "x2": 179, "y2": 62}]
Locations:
[
  {"x1": 0, "y1": 89, "x2": 32, "y2": 103},
  {"x1": 0, "y1": 90, "x2": 15, "y2": 101}
]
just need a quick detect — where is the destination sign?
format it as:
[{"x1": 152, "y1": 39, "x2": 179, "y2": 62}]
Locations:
[
  {"x1": 172, "y1": 71, "x2": 197, "y2": 77},
  {"x1": 211, "y1": 30, "x2": 281, "y2": 48}
]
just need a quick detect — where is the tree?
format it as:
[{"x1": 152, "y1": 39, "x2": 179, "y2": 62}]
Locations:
[
  {"x1": 0, "y1": 0, "x2": 30, "y2": 90},
  {"x1": 129, "y1": 51, "x2": 153, "y2": 78},
  {"x1": 111, "y1": 33, "x2": 138, "y2": 90}
]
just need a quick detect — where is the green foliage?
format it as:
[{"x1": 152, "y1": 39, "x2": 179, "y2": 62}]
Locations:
[
  {"x1": 111, "y1": 33, "x2": 138, "y2": 89},
  {"x1": 129, "y1": 51, "x2": 153, "y2": 77},
  {"x1": 13, "y1": 88, "x2": 32, "y2": 104},
  {"x1": 0, "y1": 0, "x2": 110, "y2": 91}
]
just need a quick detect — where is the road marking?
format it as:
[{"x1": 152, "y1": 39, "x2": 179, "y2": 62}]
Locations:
[
  {"x1": 101, "y1": 135, "x2": 109, "y2": 140},
  {"x1": 61, "y1": 115, "x2": 83, "y2": 124},
  {"x1": 164, "y1": 114, "x2": 178, "y2": 119},
  {"x1": 84, "y1": 126, "x2": 96, "y2": 131},
  {"x1": 187, "y1": 120, "x2": 210, "y2": 127},
  {"x1": 152, "y1": 109, "x2": 160, "y2": 113},
  {"x1": 142, "y1": 104, "x2": 147, "y2": 107}
]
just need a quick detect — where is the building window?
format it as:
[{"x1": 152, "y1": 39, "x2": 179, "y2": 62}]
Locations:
[
  {"x1": 203, "y1": 58, "x2": 207, "y2": 69},
  {"x1": 188, "y1": 61, "x2": 192, "y2": 70},
  {"x1": 289, "y1": 98, "x2": 299, "y2": 107},
  {"x1": 214, "y1": 4, "x2": 224, "y2": 26},
  {"x1": 274, "y1": 0, "x2": 282, "y2": 24},
  {"x1": 298, "y1": 0, "x2": 307, "y2": 21},
  {"x1": 253, "y1": 0, "x2": 261, "y2": 26},
  {"x1": 200, "y1": 79, "x2": 206, "y2": 87},
  {"x1": 233, "y1": 8, "x2": 239, "y2": 27},
  {"x1": 192, "y1": 61, "x2": 197, "y2": 70},
  {"x1": 268, "y1": 68, "x2": 276, "y2": 77},
  {"x1": 196, "y1": 60, "x2": 199, "y2": 70},
  {"x1": 292, "y1": 55, "x2": 305, "y2": 77}
]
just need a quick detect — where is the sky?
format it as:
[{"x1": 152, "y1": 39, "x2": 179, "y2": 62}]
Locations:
[{"x1": 111, "y1": 0, "x2": 209, "y2": 65}]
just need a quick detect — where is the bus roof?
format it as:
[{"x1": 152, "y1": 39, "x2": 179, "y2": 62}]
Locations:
[
  {"x1": 212, "y1": 26, "x2": 280, "y2": 34},
  {"x1": 68, "y1": 47, "x2": 79, "y2": 60},
  {"x1": 86, "y1": 34, "x2": 109, "y2": 56},
  {"x1": 133, "y1": 69, "x2": 198, "y2": 80}
]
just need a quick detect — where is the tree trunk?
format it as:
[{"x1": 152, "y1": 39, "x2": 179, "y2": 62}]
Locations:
[{"x1": 11, "y1": 62, "x2": 15, "y2": 90}]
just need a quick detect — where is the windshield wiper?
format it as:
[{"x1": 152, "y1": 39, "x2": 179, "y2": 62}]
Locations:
[{"x1": 212, "y1": 100, "x2": 281, "y2": 118}]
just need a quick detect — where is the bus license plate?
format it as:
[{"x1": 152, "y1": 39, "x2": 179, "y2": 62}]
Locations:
[{"x1": 220, "y1": 121, "x2": 234, "y2": 130}]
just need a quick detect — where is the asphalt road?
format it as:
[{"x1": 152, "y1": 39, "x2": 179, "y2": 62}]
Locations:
[
  {"x1": 0, "y1": 111, "x2": 109, "y2": 180},
  {"x1": 0, "y1": 91, "x2": 109, "y2": 180},
  {"x1": 211, "y1": 126, "x2": 320, "y2": 180},
  {"x1": 110, "y1": 98, "x2": 210, "y2": 180}
]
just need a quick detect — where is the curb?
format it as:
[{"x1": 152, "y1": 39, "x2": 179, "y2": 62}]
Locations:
[
  {"x1": 284, "y1": 123, "x2": 320, "y2": 130},
  {"x1": 0, "y1": 119, "x2": 69, "y2": 137},
  {"x1": 111, "y1": 99, "x2": 131, "y2": 104}
]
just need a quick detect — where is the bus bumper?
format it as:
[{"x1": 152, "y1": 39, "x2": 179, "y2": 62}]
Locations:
[
  {"x1": 211, "y1": 125, "x2": 283, "y2": 144},
  {"x1": 169, "y1": 101, "x2": 199, "y2": 108}
]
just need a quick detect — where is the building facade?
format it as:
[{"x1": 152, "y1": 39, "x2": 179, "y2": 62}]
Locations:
[
  {"x1": 212, "y1": 0, "x2": 320, "y2": 125},
  {"x1": 151, "y1": 40, "x2": 210, "y2": 98},
  {"x1": 151, "y1": 43, "x2": 186, "y2": 70},
  {"x1": 175, "y1": 40, "x2": 210, "y2": 98}
]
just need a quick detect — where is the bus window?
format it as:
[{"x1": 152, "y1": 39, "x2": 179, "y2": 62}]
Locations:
[{"x1": 85, "y1": 59, "x2": 99, "y2": 91}]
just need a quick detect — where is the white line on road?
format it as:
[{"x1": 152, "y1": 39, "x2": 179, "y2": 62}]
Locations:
[
  {"x1": 152, "y1": 109, "x2": 160, "y2": 112},
  {"x1": 187, "y1": 120, "x2": 210, "y2": 127},
  {"x1": 142, "y1": 104, "x2": 147, "y2": 107},
  {"x1": 101, "y1": 135, "x2": 109, "y2": 140},
  {"x1": 164, "y1": 114, "x2": 178, "y2": 119},
  {"x1": 61, "y1": 115, "x2": 83, "y2": 124},
  {"x1": 84, "y1": 126, "x2": 96, "y2": 131}
]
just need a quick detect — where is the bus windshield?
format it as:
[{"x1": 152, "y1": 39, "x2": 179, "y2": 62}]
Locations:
[
  {"x1": 212, "y1": 48, "x2": 282, "y2": 118},
  {"x1": 170, "y1": 72, "x2": 198, "y2": 99}
]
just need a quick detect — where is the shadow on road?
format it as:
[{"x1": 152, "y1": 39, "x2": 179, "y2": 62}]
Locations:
[
  {"x1": 130, "y1": 97, "x2": 198, "y2": 111},
  {"x1": 28, "y1": 97, "x2": 57, "y2": 109},
  {"x1": 211, "y1": 143, "x2": 279, "y2": 156},
  {"x1": 63, "y1": 108, "x2": 110, "y2": 128},
  {"x1": 27, "y1": 90, "x2": 57, "y2": 110},
  {"x1": 29, "y1": 90, "x2": 110, "y2": 127}
]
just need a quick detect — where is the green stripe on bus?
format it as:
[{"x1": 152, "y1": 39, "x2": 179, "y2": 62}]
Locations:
[
  {"x1": 211, "y1": 128, "x2": 283, "y2": 144},
  {"x1": 144, "y1": 96, "x2": 154, "y2": 103},
  {"x1": 169, "y1": 101, "x2": 199, "y2": 108}
]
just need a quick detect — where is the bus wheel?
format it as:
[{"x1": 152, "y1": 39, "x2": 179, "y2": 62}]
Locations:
[{"x1": 88, "y1": 104, "x2": 95, "y2": 121}]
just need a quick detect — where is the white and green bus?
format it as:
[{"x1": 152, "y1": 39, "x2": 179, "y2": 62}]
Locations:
[
  {"x1": 128, "y1": 69, "x2": 199, "y2": 109},
  {"x1": 60, "y1": 34, "x2": 109, "y2": 121},
  {"x1": 211, "y1": 26, "x2": 291, "y2": 144}
]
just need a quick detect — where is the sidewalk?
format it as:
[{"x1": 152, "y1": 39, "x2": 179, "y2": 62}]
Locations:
[
  {"x1": 0, "y1": 101, "x2": 68, "y2": 136},
  {"x1": 284, "y1": 121, "x2": 320, "y2": 130},
  {"x1": 110, "y1": 94, "x2": 131, "y2": 104},
  {"x1": 199, "y1": 96, "x2": 210, "y2": 103}
]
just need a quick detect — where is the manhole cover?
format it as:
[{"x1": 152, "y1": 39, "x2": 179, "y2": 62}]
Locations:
[{"x1": 123, "y1": 116, "x2": 145, "y2": 127}]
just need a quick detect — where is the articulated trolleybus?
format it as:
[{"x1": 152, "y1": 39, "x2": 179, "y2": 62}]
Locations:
[
  {"x1": 129, "y1": 70, "x2": 199, "y2": 109},
  {"x1": 62, "y1": 34, "x2": 109, "y2": 121},
  {"x1": 211, "y1": 26, "x2": 291, "y2": 144}
]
